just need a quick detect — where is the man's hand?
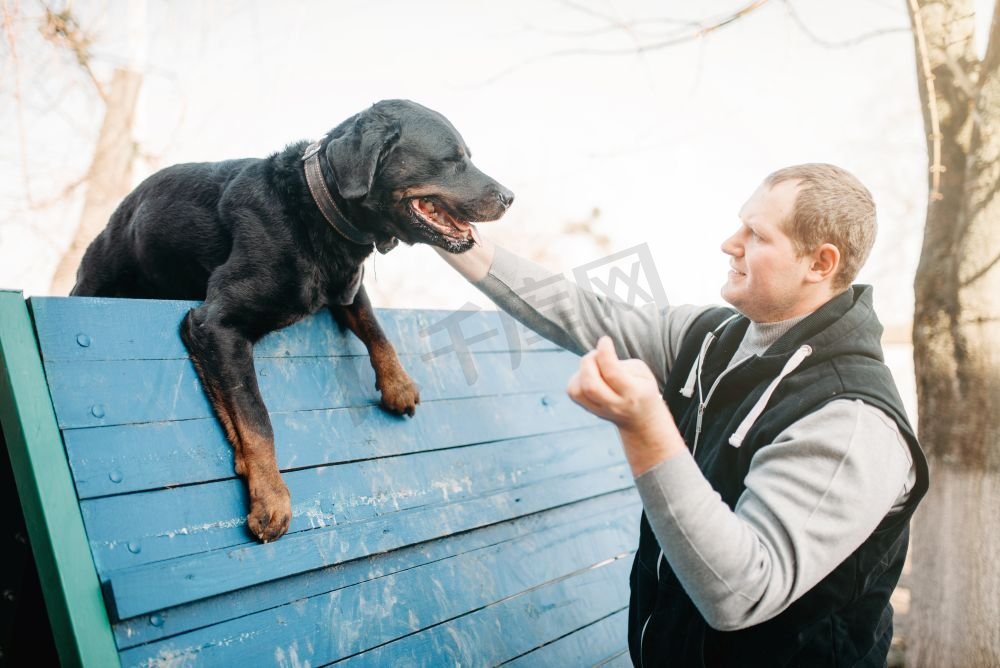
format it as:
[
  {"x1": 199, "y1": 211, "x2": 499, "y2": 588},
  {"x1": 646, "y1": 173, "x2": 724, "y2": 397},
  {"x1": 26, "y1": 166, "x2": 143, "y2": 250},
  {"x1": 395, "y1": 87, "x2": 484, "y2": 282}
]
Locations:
[
  {"x1": 567, "y1": 336, "x2": 687, "y2": 475},
  {"x1": 432, "y1": 224, "x2": 496, "y2": 282},
  {"x1": 566, "y1": 336, "x2": 661, "y2": 429}
]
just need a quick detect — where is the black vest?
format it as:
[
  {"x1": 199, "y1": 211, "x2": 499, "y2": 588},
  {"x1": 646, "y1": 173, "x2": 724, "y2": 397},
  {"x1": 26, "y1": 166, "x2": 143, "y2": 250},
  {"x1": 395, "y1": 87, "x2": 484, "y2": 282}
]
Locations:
[{"x1": 628, "y1": 287, "x2": 929, "y2": 667}]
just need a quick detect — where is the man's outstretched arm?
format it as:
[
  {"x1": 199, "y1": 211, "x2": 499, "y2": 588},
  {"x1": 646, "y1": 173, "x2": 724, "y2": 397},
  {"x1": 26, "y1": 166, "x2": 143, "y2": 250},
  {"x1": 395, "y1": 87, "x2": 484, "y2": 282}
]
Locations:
[
  {"x1": 434, "y1": 232, "x2": 497, "y2": 283},
  {"x1": 435, "y1": 234, "x2": 710, "y2": 389}
]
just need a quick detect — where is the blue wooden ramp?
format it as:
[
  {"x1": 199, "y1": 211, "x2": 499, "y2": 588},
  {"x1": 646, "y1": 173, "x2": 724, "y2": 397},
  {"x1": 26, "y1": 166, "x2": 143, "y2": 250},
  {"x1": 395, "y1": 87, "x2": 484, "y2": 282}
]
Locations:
[{"x1": 2, "y1": 292, "x2": 640, "y2": 666}]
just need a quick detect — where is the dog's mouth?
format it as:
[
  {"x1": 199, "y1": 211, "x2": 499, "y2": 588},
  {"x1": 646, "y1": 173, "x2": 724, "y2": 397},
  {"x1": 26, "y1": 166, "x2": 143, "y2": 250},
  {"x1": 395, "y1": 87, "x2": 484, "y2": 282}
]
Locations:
[{"x1": 409, "y1": 197, "x2": 478, "y2": 242}]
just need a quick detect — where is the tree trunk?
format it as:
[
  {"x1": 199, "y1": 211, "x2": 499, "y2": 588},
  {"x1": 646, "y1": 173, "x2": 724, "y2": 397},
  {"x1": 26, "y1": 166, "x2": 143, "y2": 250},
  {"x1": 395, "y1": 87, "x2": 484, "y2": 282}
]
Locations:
[
  {"x1": 49, "y1": 67, "x2": 142, "y2": 295},
  {"x1": 907, "y1": 0, "x2": 1000, "y2": 665}
]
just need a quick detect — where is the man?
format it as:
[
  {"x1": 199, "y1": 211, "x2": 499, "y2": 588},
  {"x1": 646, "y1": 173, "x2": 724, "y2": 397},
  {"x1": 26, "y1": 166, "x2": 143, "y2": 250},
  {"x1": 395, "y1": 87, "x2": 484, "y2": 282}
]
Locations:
[{"x1": 436, "y1": 163, "x2": 928, "y2": 667}]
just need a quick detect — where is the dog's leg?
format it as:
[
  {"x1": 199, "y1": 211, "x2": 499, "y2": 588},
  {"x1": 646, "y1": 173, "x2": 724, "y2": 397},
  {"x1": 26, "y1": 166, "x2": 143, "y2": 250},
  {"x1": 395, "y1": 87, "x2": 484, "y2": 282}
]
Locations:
[
  {"x1": 181, "y1": 305, "x2": 292, "y2": 542},
  {"x1": 332, "y1": 286, "x2": 420, "y2": 416}
]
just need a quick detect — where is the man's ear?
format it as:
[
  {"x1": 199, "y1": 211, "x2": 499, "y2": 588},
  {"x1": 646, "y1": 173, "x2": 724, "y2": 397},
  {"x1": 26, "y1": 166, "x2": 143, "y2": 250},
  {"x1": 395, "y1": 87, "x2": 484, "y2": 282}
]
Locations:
[
  {"x1": 325, "y1": 111, "x2": 401, "y2": 200},
  {"x1": 806, "y1": 242, "x2": 841, "y2": 284}
]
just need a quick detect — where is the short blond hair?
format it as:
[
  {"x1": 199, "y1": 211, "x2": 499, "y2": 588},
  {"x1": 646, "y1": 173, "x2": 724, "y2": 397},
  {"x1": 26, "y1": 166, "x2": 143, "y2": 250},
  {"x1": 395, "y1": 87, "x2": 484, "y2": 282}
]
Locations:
[{"x1": 764, "y1": 164, "x2": 876, "y2": 291}]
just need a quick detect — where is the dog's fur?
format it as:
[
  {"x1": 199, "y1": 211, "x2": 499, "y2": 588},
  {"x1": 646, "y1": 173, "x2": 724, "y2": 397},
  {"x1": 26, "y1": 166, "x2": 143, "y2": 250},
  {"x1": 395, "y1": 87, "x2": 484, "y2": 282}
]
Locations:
[{"x1": 72, "y1": 100, "x2": 513, "y2": 542}]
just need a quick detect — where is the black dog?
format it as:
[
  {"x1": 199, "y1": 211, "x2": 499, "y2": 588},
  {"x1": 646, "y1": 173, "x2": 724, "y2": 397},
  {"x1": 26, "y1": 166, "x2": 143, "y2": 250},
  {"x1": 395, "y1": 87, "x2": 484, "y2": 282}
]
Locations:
[{"x1": 72, "y1": 99, "x2": 514, "y2": 542}]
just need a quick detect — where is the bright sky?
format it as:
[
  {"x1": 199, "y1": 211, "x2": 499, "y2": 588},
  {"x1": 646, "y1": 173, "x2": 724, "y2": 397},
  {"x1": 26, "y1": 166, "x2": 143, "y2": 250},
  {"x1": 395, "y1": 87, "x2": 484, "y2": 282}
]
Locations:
[{"x1": 2, "y1": 0, "x2": 995, "y2": 327}]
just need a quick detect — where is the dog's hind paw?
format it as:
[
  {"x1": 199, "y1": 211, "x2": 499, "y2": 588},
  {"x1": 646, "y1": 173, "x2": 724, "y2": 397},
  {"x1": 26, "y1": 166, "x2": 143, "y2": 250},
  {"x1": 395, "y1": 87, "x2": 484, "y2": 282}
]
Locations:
[{"x1": 379, "y1": 374, "x2": 421, "y2": 417}]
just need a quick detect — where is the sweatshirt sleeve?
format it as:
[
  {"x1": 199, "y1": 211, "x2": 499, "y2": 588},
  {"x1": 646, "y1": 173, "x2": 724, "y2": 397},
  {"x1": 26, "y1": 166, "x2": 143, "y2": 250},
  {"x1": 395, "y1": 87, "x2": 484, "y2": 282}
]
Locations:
[
  {"x1": 633, "y1": 399, "x2": 915, "y2": 631},
  {"x1": 473, "y1": 245, "x2": 713, "y2": 388}
]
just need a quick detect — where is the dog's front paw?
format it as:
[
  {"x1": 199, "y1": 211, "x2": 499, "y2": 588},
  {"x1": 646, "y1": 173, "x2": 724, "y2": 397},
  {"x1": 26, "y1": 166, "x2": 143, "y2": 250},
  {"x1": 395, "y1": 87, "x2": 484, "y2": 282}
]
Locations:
[
  {"x1": 379, "y1": 373, "x2": 421, "y2": 417},
  {"x1": 247, "y1": 473, "x2": 292, "y2": 543}
]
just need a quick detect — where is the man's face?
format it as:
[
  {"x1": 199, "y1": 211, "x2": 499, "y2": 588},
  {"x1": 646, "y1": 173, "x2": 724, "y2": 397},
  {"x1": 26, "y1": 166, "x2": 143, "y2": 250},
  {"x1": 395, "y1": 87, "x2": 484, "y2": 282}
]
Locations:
[{"x1": 720, "y1": 180, "x2": 813, "y2": 323}]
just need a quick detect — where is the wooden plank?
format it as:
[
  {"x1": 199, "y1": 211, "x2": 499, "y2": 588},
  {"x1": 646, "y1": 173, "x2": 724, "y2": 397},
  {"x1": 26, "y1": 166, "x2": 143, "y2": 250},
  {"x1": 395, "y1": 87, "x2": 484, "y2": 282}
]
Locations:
[
  {"x1": 333, "y1": 554, "x2": 633, "y2": 667},
  {"x1": 0, "y1": 291, "x2": 120, "y2": 667},
  {"x1": 44, "y1": 349, "x2": 579, "y2": 429},
  {"x1": 84, "y1": 426, "x2": 623, "y2": 573},
  {"x1": 595, "y1": 649, "x2": 634, "y2": 668},
  {"x1": 31, "y1": 297, "x2": 558, "y2": 362},
  {"x1": 113, "y1": 490, "x2": 640, "y2": 649},
  {"x1": 117, "y1": 503, "x2": 638, "y2": 665},
  {"x1": 503, "y1": 608, "x2": 628, "y2": 668},
  {"x1": 105, "y1": 461, "x2": 632, "y2": 619},
  {"x1": 65, "y1": 392, "x2": 601, "y2": 499}
]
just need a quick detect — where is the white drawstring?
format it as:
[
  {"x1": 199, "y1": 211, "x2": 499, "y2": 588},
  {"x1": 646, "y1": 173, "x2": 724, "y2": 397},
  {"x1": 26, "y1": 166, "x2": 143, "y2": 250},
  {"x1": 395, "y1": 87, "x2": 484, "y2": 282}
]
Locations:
[
  {"x1": 728, "y1": 344, "x2": 813, "y2": 448},
  {"x1": 680, "y1": 332, "x2": 714, "y2": 398},
  {"x1": 680, "y1": 314, "x2": 739, "y2": 398}
]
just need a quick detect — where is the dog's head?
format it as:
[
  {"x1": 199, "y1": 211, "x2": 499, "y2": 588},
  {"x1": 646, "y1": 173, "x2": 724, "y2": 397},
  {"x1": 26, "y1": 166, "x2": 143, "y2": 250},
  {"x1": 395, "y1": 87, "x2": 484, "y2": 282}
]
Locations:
[{"x1": 323, "y1": 99, "x2": 514, "y2": 253}]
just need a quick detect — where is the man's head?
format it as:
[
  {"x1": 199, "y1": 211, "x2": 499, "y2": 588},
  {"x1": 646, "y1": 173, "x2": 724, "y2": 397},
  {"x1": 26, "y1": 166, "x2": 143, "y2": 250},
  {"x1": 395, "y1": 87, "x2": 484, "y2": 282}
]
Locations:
[{"x1": 720, "y1": 163, "x2": 876, "y2": 323}]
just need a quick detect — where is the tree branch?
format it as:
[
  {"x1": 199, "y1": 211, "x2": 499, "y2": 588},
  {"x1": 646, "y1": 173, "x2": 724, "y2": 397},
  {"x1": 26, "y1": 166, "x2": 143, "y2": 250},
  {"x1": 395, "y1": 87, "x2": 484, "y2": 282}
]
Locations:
[
  {"x1": 25, "y1": 172, "x2": 89, "y2": 210},
  {"x1": 555, "y1": 0, "x2": 702, "y2": 36},
  {"x1": 2, "y1": 0, "x2": 36, "y2": 205},
  {"x1": 561, "y1": 0, "x2": 772, "y2": 55},
  {"x1": 521, "y1": 15, "x2": 700, "y2": 40},
  {"x1": 783, "y1": 0, "x2": 910, "y2": 49},
  {"x1": 477, "y1": 0, "x2": 772, "y2": 85},
  {"x1": 38, "y1": 1, "x2": 106, "y2": 101},
  {"x1": 908, "y1": 0, "x2": 945, "y2": 202}
]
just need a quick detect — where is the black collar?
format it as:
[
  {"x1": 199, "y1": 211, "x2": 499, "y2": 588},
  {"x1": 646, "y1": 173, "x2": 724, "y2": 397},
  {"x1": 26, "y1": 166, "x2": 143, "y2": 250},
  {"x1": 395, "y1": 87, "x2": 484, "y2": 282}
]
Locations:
[{"x1": 302, "y1": 139, "x2": 398, "y2": 254}]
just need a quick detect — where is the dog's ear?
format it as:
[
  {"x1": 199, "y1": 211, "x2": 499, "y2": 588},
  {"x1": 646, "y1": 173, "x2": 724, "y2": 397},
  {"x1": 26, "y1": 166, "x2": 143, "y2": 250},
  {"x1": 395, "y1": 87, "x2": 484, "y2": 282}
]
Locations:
[{"x1": 326, "y1": 112, "x2": 401, "y2": 200}]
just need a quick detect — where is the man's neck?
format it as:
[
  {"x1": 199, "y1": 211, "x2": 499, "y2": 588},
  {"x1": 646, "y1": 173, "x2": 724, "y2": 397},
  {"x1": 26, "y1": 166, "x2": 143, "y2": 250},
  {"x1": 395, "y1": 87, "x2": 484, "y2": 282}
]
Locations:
[
  {"x1": 727, "y1": 312, "x2": 811, "y2": 370},
  {"x1": 750, "y1": 286, "x2": 844, "y2": 324}
]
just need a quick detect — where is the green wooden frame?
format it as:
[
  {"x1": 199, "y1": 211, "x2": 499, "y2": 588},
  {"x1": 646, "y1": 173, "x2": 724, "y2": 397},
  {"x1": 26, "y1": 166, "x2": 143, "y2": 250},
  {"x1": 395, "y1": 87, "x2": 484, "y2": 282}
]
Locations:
[{"x1": 0, "y1": 290, "x2": 119, "y2": 667}]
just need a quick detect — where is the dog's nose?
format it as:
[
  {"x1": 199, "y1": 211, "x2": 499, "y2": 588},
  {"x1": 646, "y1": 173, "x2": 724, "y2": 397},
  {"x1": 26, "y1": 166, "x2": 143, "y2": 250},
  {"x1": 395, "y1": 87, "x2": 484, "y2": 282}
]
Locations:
[{"x1": 496, "y1": 187, "x2": 515, "y2": 209}]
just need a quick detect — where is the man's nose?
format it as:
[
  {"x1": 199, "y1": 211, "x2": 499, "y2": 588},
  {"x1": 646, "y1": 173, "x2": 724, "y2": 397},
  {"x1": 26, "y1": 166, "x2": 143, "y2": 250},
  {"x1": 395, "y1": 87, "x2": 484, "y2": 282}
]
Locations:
[{"x1": 721, "y1": 231, "x2": 740, "y2": 255}]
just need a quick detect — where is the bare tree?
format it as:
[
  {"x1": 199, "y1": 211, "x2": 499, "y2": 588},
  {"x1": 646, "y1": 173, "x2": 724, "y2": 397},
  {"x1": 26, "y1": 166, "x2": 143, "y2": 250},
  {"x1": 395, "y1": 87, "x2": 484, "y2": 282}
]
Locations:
[
  {"x1": 1, "y1": 2, "x2": 144, "y2": 295},
  {"x1": 43, "y1": 4, "x2": 145, "y2": 294},
  {"x1": 48, "y1": 66, "x2": 142, "y2": 294},
  {"x1": 905, "y1": 0, "x2": 1000, "y2": 665}
]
